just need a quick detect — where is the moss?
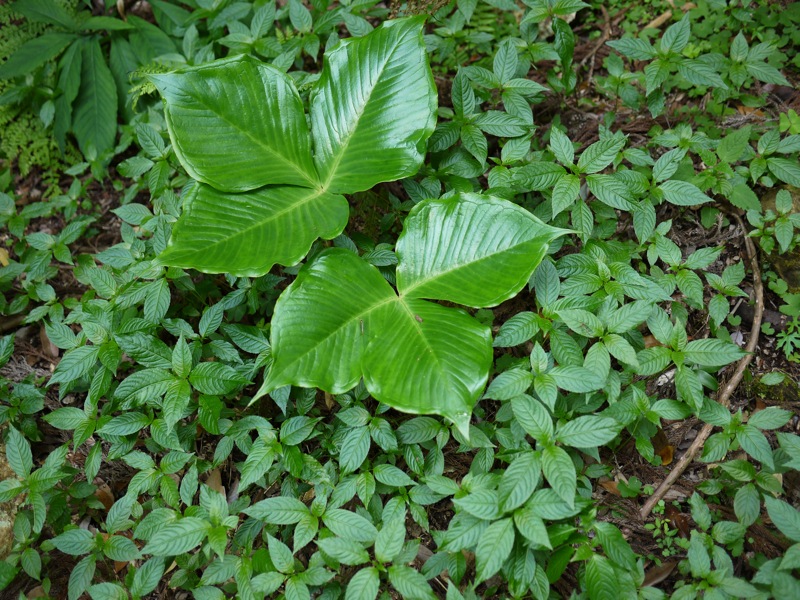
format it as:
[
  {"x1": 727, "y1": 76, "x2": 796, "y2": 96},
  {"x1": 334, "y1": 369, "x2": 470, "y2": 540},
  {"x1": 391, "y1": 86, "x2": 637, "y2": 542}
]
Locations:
[
  {"x1": 0, "y1": 1, "x2": 81, "y2": 177},
  {"x1": 744, "y1": 370, "x2": 800, "y2": 405},
  {"x1": 762, "y1": 186, "x2": 800, "y2": 293}
]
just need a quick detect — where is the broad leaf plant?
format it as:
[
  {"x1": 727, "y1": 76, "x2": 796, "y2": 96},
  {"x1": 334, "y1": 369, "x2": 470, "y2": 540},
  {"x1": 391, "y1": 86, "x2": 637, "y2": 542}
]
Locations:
[{"x1": 150, "y1": 16, "x2": 566, "y2": 433}]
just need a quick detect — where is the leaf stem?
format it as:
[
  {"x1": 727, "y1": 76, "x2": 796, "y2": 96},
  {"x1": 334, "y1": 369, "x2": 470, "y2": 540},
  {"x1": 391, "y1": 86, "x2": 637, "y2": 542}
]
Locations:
[{"x1": 640, "y1": 213, "x2": 763, "y2": 519}]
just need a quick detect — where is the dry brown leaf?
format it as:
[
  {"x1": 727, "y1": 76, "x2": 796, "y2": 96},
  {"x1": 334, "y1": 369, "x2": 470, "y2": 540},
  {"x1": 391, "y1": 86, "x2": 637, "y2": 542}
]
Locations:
[
  {"x1": 643, "y1": 560, "x2": 677, "y2": 587},
  {"x1": 39, "y1": 325, "x2": 60, "y2": 360},
  {"x1": 26, "y1": 586, "x2": 48, "y2": 599},
  {"x1": 600, "y1": 480, "x2": 622, "y2": 496},
  {"x1": 665, "y1": 504, "x2": 690, "y2": 538},
  {"x1": 0, "y1": 248, "x2": 9, "y2": 267},
  {"x1": 644, "y1": 335, "x2": 664, "y2": 349},
  {"x1": 652, "y1": 428, "x2": 675, "y2": 466},
  {"x1": 657, "y1": 444, "x2": 675, "y2": 466},
  {"x1": 94, "y1": 482, "x2": 115, "y2": 511},
  {"x1": 206, "y1": 469, "x2": 225, "y2": 496}
]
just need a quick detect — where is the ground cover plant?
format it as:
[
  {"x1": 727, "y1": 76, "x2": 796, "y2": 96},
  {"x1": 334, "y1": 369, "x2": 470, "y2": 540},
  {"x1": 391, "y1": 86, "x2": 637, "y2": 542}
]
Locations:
[{"x1": 0, "y1": 0, "x2": 799, "y2": 598}]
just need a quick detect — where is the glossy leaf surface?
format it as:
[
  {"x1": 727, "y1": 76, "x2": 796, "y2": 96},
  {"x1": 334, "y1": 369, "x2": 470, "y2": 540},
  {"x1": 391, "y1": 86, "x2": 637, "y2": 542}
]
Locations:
[
  {"x1": 396, "y1": 194, "x2": 568, "y2": 307},
  {"x1": 363, "y1": 297, "x2": 491, "y2": 431},
  {"x1": 152, "y1": 18, "x2": 437, "y2": 274},
  {"x1": 156, "y1": 183, "x2": 348, "y2": 277},
  {"x1": 263, "y1": 195, "x2": 566, "y2": 430},
  {"x1": 265, "y1": 249, "x2": 394, "y2": 394},
  {"x1": 263, "y1": 249, "x2": 490, "y2": 434},
  {"x1": 310, "y1": 16, "x2": 436, "y2": 193},
  {"x1": 150, "y1": 56, "x2": 318, "y2": 192}
]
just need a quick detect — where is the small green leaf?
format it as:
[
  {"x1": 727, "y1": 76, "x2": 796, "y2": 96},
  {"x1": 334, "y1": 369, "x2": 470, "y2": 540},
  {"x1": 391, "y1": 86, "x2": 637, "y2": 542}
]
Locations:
[
  {"x1": 556, "y1": 416, "x2": 620, "y2": 447},
  {"x1": 375, "y1": 512, "x2": 406, "y2": 563},
  {"x1": 659, "y1": 180, "x2": 712, "y2": 206},
  {"x1": 683, "y1": 338, "x2": 745, "y2": 367},
  {"x1": 387, "y1": 565, "x2": 436, "y2": 600},
  {"x1": 51, "y1": 528, "x2": 96, "y2": 556},
  {"x1": 765, "y1": 497, "x2": 800, "y2": 542},
  {"x1": 737, "y1": 425, "x2": 775, "y2": 469},
  {"x1": 475, "y1": 518, "x2": 514, "y2": 583},
  {"x1": 189, "y1": 362, "x2": 250, "y2": 395},
  {"x1": 323, "y1": 509, "x2": 378, "y2": 543},
  {"x1": 345, "y1": 567, "x2": 380, "y2": 600},
  {"x1": 5, "y1": 426, "x2": 33, "y2": 478},
  {"x1": 142, "y1": 517, "x2": 210, "y2": 556},
  {"x1": 542, "y1": 445, "x2": 576, "y2": 506},
  {"x1": 577, "y1": 137, "x2": 626, "y2": 174},
  {"x1": 318, "y1": 536, "x2": 370, "y2": 566}
]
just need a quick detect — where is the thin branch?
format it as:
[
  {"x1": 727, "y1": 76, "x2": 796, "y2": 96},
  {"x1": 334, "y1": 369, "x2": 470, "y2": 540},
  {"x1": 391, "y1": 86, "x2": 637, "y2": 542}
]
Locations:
[{"x1": 640, "y1": 215, "x2": 763, "y2": 519}]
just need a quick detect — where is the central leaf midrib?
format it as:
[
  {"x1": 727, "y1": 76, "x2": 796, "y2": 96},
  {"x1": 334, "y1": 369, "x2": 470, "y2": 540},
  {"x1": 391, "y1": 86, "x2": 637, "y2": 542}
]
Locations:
[
  {"x1": 395, "y1": 298, "x2": 453, "y2": 391},
  {"x1": 182, "y1": 187, "x2": 329, "y2": 253},
  {"x1": 320, "y1": 31, "x2": 408, "y2": 189},
  {"x1": 272, "y1": 295, "x2": 397, "y2": 380},
  {"x1": 188, "y1": 85, "x2": 317, "y2": 187},
  {"x1": 400, "y1": 235, "x2": 542, "y2": 298}
]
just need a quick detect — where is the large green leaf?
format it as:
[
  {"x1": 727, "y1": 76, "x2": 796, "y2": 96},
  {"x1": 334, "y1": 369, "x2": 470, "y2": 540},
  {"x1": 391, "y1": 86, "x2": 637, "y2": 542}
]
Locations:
[
  {"x1": 150, "y1": 56, "x2": 318, "y2": 192},
  {"x1": 310, "y1": 16, "x2": 436, "y2": 193},
  {"x1": 396, "y1": 194, "x2": 567, "y2": 307},
  {"x1": 0, "y1": 33, "x2": 77, "y2": 80},
  {"x1": 262, "y1": 249, "x2": 490, "y2": 434},
  {"x1": 265, "y1": 248, "x2": 394, "y2": 394},
  {"x1": 364, "y1": 297, "x2": 491, "y2": 426},
  {"x1": 262, "y1": 195, "x2": 566, "y2": 431},
  {"x1": 73, "y1": 38, "x2": 118, "y2": 158},
  {"x1": 11, "y1": 0, "x2": 79, "y2": 30},
  {"x1": 155, "y1": 183, "x2": 348, "y2": 277}
]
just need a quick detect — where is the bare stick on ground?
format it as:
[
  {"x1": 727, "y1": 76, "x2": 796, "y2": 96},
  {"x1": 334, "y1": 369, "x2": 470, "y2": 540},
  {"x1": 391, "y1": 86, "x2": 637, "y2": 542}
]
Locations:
[{"x1": 640, "y1": 214, "x2": 764, "y2": 519}]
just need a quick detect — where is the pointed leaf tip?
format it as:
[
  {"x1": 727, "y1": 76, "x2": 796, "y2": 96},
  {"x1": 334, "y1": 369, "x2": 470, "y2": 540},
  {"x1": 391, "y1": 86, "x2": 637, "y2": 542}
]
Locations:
[{"x1": 397, "y1": 194, "x2": 569, "y2": 307}]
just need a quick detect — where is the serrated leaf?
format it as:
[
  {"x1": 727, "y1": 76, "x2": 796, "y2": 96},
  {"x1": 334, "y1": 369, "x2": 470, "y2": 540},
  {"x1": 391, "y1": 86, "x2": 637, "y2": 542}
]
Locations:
[
  {"x1": 549, "y1": 365, "x2": 604, "y2": 393},
  {"x1": 556, "y1": 416, "x2": 620, "y2": 447},
  {"x1": 552, "y1": 174, "x2": 581, "y2": 216},
  {"x1": 475, "y1": 518, "x2": 514, "y2": 583},
  {"x1": 498, "y1": 452, "x2": 541, "y2": 512},
  {"x1": 345, "y1": 567, "x2": 380, "y2": 600},
  {"x1": 659, "y1": 180, "x2": 712, "y2": 206},
  {"x1": 318, "y1": 537, "x2": 369, "y2": 566},
  {"x1": 323, "y1": 509, "x2": 378, "y2": 543},
  {"x1": 375, "y1": 513, "x2": 406, "y2": 563},
  {"x1": 73, "y1": 39, "x2": 118, "y2": 158},
  {"x1": 542, "y1": 445, "x2": 575, "y2": 506},
  {"x1": 493, "y1": 312, "x2": 540, "y2": 347},
  {"x1": 141, "y1": 518, "x2": 206, "y2": 557},
  {"x1": 50, "y1": 345, "x2": 99, "y2": 386},
  {"x1": 5, "y1": 427, "x2": 33, "y2": 478},
  {"x1": 765, "y1": 497, "x2": 800, "y2": 542},
  {"x1": 388, "y1": 565, "x2": 436, "y2": 600},
  {"x1": 767, "y1": 157, "x2": 800, "y2": 187},
  {"x1": 683, "y1": 338, "x2": 745, "y2": 367},
  {"x1": 484, "y1": 369, "x2": 533, "y2": 400},
  {"x1": 511, "y1": 394, "x2": 554, "y2": 441},
  {"x1": 737, "y1": 424, "x2": 774, "y2": 469},
  {"x1": 577, "y1": 137, "x2": 626, "y2": 174},
  {"x1": 0, "y1": 33, "x2": 77, "y2": 79},
  {"x1": 189, "y1": 362, "x2": 250, "y2": 395},
  {"x1": 246, "y1": 496, "x2": 309, "y2": 524}
]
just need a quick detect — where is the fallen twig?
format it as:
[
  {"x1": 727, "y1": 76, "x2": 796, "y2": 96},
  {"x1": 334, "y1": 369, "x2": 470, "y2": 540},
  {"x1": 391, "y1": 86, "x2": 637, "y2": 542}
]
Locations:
[
  {"x1": 581, "y1": 5, "x2": 611, "y2": 83},
  {"x1": 640, "y1": 214, "x2": 763, "y2": 519}
]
